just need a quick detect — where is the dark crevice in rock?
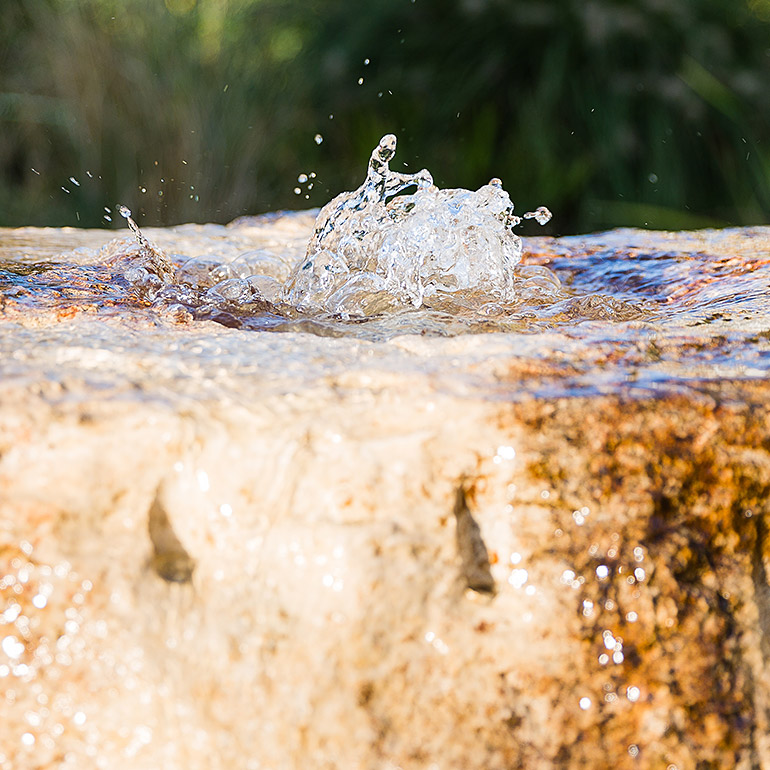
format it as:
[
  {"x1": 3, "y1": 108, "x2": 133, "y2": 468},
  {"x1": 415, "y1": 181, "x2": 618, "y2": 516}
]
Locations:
[
  {"x1": 148, "y1": 489, "x2": 195, "y2": 583},
  {"x1": 454, "y1": 484, "x2": 495, "y2": 595},
  {"x1": 751, "y1": 511, "x2": 770, "y2": 760},
  {"x1": 752, "y1": 513, "x2": 770, "y2": 665}
]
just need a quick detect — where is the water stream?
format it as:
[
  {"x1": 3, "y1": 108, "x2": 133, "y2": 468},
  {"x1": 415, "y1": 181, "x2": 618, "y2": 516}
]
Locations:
[{"x1": 1, "y1": 136, "x2": 770, "y2": 359}]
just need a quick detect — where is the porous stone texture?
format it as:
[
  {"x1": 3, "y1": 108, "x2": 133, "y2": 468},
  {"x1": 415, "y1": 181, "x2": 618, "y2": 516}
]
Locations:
[{"x1": 2, "y1": 225, "x2": 770, "y2": 770}]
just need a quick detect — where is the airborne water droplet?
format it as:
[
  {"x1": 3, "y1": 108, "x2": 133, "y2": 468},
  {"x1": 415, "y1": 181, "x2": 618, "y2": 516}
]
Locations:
[
  {"x1": 523, "y1": 206, "x2": 552, "y2": 226},
  {"x1": 314, "y1": 134, "x2": 323, "y2": 145}
]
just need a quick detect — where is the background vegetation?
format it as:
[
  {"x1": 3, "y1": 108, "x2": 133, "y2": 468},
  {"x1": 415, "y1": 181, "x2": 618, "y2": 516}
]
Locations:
[{"x1": 1, "y1": 0, "x2": 769, "y2": 234}]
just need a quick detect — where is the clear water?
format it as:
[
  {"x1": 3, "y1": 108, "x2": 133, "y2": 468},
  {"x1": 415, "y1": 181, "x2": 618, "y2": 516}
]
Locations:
[
  {"x1": 282, "y1": 134, "x2": 550, "y2": 314},
  {"x1": 1, "y1": 137, "x2": 769, "y2": 350},
  {"x1": 107, "y1": 135, "x2": 558, "y2": 332}
]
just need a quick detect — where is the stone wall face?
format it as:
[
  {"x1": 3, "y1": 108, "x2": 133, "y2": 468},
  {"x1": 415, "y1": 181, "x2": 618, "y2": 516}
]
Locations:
[
  {"x1": 3, "y1": 223, "x2": 770, "y2": 769},
  {"x1": 2, "y1": 327, "x2": 770, "y2": 770}
]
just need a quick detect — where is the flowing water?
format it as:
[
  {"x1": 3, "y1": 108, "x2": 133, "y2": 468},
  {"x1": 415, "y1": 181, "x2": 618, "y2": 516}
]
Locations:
[{"x1": 1, "y1": 136, "x2": 770, "y2": 367}]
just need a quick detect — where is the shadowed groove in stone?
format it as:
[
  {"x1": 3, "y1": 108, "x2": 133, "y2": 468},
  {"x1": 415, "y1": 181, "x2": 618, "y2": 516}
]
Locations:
[
  {"x1": 148, "y1": 488, "x2": 195, "y2": 583},
  {"x1": 454, "y1": 484, "x2": 495, "y2": 595}
]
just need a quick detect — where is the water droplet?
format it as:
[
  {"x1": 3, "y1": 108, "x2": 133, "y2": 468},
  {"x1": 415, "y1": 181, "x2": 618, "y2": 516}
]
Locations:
[
  {"x1": 648, "y1": 173, "x2": 659, "y2": 184},
  {"x1": 627, "y1": 686, "x2": 641, "y2": 702},
  {"x1": 298, "y1": 173, "x2": 308, "y2": 183},
  {"x1": 293, "y1": 187, "x2": 301, "y2": 195},
  {"x1": 314, "y1": 133, "x2": 323, "y2": 145},
  {"x1": 69, "y1": 176, "x2": 80, "y2": 186},
  {"x1": 363, "y1": 58, "x2": 370, "y2": 65},
  {"x1": 579, "y1": 697, "x2": 591, "y2": 710},
  {"x1": 522, "y1": 206, "x2": 552, "y2": 225},
  {"x1": 596, "y1": 565, "x2": 609, "y2": 579},
  {"x1": 358, "y1": 77, "x2": 364, "y2": 85},
  {"x1": 21, "y1": 733, "x2": 35, "y2": 747}
]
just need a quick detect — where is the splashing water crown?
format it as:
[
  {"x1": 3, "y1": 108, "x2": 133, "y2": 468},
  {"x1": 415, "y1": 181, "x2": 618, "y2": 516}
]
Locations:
[{"x1": 283, "y1": 133, "x2": 551, "y2": 314}]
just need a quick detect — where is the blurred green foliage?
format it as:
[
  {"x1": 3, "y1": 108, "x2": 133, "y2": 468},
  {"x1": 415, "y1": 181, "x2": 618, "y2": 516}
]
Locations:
[{"x1": 1, "y1": 0, "x2": 769, "y2": 233}]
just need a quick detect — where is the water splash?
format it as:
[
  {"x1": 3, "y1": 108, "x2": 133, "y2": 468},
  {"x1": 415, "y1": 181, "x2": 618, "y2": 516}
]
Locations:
[
  {"x1": 114, "y1": 135, "x2": 557, "y2": 326},
  {"x1": 282, "y1": 134, "x2": 551, "y2": 315},
  {"x1": 117, "y1": 205, "x2": 176, "y2": 284}
]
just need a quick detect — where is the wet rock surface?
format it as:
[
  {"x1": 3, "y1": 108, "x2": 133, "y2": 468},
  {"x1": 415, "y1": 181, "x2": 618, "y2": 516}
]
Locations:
[{"x1": 2, "y1": 220, "x2": 770, "y2": 769}]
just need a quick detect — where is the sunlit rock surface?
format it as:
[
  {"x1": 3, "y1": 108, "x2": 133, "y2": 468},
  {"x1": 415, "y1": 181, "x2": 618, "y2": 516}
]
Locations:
[{"x1": 2, "y1": 217, "x2": 770, "y2": 769}]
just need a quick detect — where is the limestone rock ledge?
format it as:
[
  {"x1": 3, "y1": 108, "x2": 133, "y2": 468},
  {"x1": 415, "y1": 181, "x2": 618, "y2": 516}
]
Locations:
[{"x1": 2, "y1": 297, "x2": 770, "y2": 767}]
